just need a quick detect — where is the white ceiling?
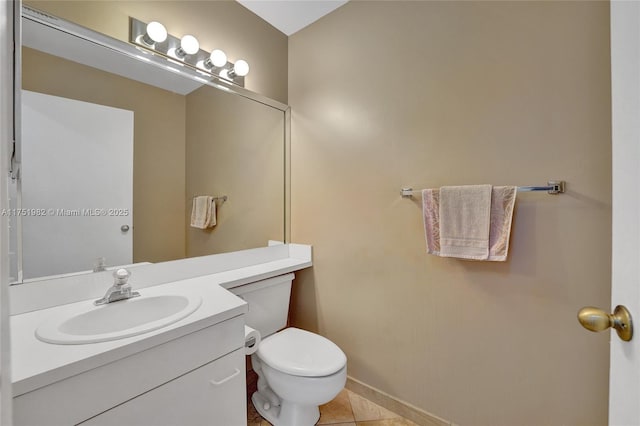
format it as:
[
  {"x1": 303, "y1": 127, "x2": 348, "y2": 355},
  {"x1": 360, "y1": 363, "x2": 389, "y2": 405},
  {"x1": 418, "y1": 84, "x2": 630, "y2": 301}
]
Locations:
[{"x1": 236, "y1": 0, "x2": 348, "y2": 36}]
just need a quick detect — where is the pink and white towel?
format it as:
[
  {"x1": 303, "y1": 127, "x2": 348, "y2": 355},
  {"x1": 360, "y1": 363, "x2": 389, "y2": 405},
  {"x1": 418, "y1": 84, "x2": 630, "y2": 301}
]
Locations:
[{"x1": 422, "y1": 185, "x2": 517, "y2": 261}]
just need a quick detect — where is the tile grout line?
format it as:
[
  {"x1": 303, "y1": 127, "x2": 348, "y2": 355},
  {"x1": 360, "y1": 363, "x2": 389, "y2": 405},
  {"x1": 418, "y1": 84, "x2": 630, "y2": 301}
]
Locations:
[{"x1": 347, "y1": 389, "x2": 357, "y2": 425}]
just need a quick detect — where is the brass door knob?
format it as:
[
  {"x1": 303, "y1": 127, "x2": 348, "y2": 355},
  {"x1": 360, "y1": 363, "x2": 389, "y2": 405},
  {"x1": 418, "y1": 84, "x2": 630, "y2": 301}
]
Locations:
[{"x1": 578, "y1": 305, "x2": 633, "y2": 342}]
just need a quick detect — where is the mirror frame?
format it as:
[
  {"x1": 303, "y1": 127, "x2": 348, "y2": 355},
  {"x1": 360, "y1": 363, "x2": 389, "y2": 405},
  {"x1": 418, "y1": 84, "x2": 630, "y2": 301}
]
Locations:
[{"x1": 12, "y1": 4, "x2": 291, "y2": 284}]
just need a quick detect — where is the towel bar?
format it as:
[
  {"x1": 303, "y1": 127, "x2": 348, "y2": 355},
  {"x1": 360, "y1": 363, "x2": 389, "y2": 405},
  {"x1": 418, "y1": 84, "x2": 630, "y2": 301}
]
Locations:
[
  {"x1": 191, "y1": 195, "x2": 228, "y2": 203},
  {"x1": 401, "y1": 180, "x2": 565, "y2": 198}
]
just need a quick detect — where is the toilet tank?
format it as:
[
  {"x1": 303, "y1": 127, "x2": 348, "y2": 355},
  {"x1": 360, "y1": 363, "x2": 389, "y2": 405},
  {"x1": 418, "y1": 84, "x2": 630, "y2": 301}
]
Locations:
[{"x1": 229, "y1": 273, "x2": 294, "y2": 338}]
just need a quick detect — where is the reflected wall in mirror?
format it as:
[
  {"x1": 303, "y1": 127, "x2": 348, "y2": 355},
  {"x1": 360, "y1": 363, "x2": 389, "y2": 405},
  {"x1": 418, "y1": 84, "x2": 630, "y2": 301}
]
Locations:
[{"x1": 13, "y1": 9, "x2": 287, "y2": 283}]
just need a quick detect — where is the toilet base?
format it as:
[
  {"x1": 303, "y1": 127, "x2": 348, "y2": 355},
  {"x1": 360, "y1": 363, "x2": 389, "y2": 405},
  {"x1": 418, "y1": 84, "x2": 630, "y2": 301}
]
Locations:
[{"x1": 252, "y1": 391, "x2": 320, "y2": 426}]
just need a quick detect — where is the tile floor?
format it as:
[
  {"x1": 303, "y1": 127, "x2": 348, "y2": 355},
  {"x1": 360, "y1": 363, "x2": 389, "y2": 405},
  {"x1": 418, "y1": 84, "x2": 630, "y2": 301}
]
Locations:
[{"x1": 247, "y1": 388, "x2": 418, "y2": 426}]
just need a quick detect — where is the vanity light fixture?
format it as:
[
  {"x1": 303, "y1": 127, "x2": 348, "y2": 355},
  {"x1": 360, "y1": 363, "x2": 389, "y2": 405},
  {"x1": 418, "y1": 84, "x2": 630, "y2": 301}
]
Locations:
[
  {"x1": 129, "y1": 17, "x2": 249, "y2": 87},
  {"x1": 141, "y1": 21, "x2": 167, "y2": 46}
]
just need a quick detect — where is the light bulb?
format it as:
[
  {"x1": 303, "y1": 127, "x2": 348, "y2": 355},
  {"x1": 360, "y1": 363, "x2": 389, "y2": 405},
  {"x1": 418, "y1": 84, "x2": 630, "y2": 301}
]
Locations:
[
  {"x1": 233, "y1": 60, "x2": 250, "y2": 77},
  {"x1": 176, "y1": 35, "x2": 199, "y2": 57},
  {"x1": 142, "y1": 21, "x2": 167, "y2": 45},
  {"x1": 209, "y1": 49, "x2": 227, "y2": 67}
]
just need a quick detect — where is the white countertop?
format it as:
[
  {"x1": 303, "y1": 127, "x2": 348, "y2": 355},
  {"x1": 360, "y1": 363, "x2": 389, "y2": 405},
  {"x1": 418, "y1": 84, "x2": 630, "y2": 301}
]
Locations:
[
  {"x1": 11, "y1": 243, "x2": 312, "y2": 315},
  {"x1": 10, "y1": 244, "x2": 312, "y2": 396},
  {"x1": 11, "y1": 276, "x2": 245, "y2": 397}
]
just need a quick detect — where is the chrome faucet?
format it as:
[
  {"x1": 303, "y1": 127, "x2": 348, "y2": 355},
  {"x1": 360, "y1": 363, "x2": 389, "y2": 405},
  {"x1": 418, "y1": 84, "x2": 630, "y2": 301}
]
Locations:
[{"x1": 94, "y1": 268, "x2": 140, "y2": 306}]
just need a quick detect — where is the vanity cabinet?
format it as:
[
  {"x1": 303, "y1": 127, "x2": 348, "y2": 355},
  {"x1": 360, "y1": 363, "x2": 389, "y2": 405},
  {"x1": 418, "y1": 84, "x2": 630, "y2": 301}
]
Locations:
[
  {"x1": 82, "y1": 348, "x2": 245, "y2": 426},
  {"x1": 13, "y1": 315, "x2": 246, "y2": 426}
]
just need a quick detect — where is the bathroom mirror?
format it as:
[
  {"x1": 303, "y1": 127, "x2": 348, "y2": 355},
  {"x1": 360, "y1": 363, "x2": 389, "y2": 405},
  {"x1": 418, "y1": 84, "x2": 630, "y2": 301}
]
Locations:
[{"x1": 10, "y1": 6, "x2": 289, "y2": 283}]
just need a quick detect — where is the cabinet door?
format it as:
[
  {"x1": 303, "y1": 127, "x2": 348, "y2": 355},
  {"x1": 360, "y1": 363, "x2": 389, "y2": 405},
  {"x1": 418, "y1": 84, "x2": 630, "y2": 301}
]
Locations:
[{"x1": 82, "y1": 348, "x2": 246, "y2": 426}]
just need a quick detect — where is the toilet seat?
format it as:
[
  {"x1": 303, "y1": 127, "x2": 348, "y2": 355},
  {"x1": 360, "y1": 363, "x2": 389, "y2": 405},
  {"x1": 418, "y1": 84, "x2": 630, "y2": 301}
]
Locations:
[{"x1": 257, "y1": 327, "x2": 347, "y2": 377}]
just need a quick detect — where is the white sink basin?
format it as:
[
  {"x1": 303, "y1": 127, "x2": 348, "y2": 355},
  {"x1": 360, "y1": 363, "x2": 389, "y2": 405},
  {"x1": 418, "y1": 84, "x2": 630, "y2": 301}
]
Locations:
[{"x1": 35, "y1": 294, "x2": 202, "y2": 345}]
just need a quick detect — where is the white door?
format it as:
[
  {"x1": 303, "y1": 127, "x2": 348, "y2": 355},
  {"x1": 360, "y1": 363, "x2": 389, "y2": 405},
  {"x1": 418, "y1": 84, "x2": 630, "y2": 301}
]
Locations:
[
  {"x1": 21, "y1": 90, "x2": 133, "y2": 279},
  {"x1": 609, "y1": 1, "x2": 640, "y2": 424}
]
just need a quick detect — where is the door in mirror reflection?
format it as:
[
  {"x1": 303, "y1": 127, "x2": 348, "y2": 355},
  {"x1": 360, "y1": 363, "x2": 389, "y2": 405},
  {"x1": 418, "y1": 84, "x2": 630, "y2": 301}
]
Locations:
[{"x1": 21, "y1": 90, "x2": 133, "y2": 279}]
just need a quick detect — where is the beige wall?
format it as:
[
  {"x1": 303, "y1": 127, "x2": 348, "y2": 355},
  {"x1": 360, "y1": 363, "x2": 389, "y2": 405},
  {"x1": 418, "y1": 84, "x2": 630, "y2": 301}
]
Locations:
[
  {"x1": 289, "y1": 2, "x2": 611, "y2": 426},
  {"x1": 25, "y1": 0, "x2": 288, "y2": 103},
  {"x1": 185, "y1": 85, "x2": 285, "y2": 256},
  {"x1": 22, "y1": 48, "x2": 187, "y2": 264}
]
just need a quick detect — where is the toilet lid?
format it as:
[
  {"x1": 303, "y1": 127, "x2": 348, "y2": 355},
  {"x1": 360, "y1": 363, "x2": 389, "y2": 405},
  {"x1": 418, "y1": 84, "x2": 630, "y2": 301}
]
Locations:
[{"x1": 257, "y1": 328, "x2": 346, "y2": 377}]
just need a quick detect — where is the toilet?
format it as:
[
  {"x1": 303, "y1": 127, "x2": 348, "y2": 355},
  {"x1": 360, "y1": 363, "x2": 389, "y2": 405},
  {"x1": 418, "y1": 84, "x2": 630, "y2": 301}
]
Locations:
[{"x1": 230, "y1": 273, "x2": 347, "y2": 426}]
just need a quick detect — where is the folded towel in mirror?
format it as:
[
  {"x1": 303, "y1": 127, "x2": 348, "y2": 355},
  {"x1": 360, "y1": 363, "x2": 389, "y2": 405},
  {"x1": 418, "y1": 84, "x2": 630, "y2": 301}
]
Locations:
[{"x1": 191, "y1": 196, "x2": 215, "y2": 229}]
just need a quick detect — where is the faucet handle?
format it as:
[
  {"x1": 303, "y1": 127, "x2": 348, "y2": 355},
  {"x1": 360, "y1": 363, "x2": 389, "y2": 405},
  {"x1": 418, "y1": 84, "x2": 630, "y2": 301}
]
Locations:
[{"x1": 113, "y1": 268, "x2": 131, "y2": 286}]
